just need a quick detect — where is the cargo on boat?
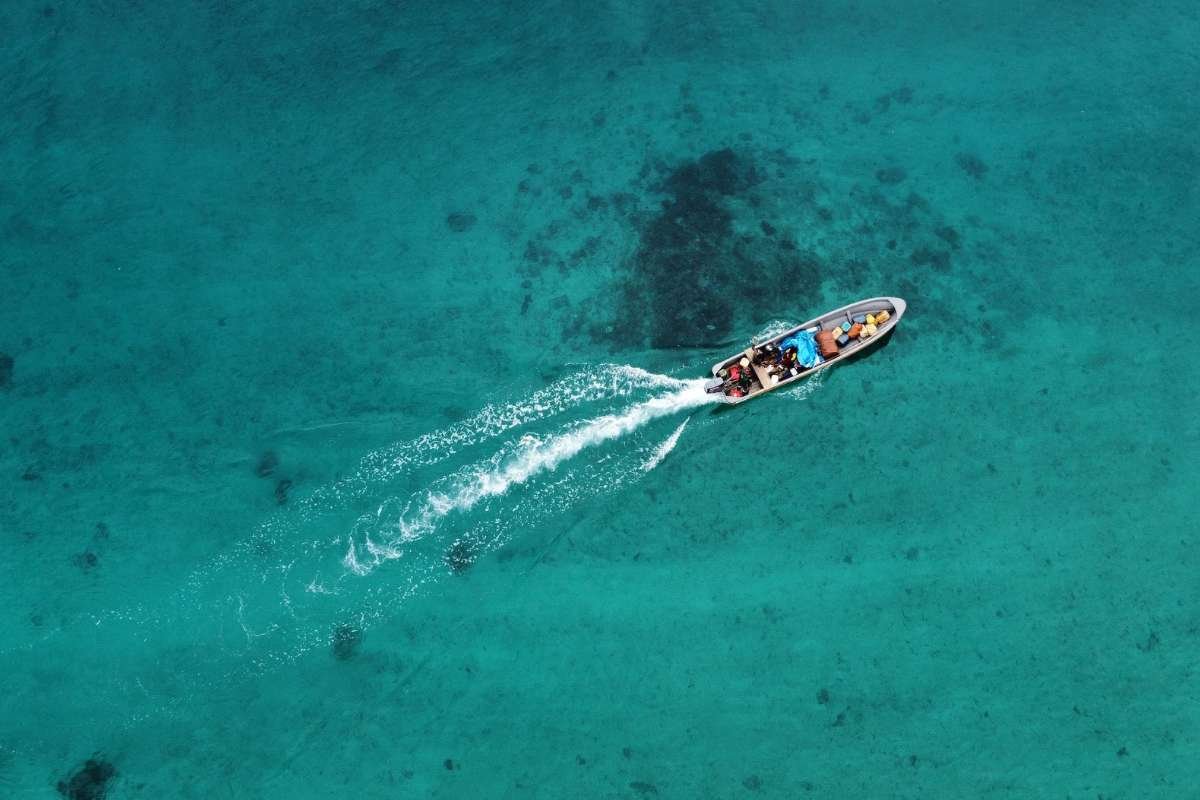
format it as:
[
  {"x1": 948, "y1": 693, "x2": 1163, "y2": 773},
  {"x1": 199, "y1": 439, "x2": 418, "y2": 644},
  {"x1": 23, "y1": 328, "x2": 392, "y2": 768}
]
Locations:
[{"x1": 705, "y1": 297, "x2": 907, "y2": 403}]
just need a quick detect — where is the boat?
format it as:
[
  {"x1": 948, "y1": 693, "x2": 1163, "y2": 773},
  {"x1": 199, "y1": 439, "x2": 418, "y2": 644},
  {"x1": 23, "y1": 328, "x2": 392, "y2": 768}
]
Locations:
[{"x1": 705, "y1": 296, "x2": 907, "y2": 403}]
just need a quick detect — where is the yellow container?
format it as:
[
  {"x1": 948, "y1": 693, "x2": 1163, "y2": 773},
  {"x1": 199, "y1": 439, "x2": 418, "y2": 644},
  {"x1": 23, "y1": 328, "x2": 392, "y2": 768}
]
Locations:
[
  {"x1": 866, "y1": 313, "x2": 876, "y2": 326},
  {"x1": 875, "y1": 309, "x2": 890, "y2": 323}
]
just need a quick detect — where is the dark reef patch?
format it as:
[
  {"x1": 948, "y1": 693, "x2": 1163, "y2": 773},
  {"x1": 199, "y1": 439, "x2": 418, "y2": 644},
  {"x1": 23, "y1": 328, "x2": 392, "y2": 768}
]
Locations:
[
  {"x1": 568, "y1": 236, "x2": 601, "y2": 267},
  {"x1": 57, "y1": 757, "x2": 116, "y2": 800},
  {"x1": 274, "y1": 478, "x2": 293, "y2": 505},
  {"x1": 910, "y1": 245, "x2": 951, "y2": 272},
  {"x1": 332, "y1": 623, "x2": 363, "y2": 660},
  {"x1": 445, "y1": 538, "x2": 477, "y2": 574},
  {"x1": 955, "y1": 152, "x2": 988, "y2": 180},
  {"x1": 72, "y1": 550, "x2": 99, "y2": 572},
  {"x1": 603, "y1": 148, "x2": 778, "y2": 348},
  {"x1": 934, "y1": 225, "x2": 961, "y2": 249},
  {"x1": 568, "y1": 143, "x2": 998, "y2": 351},
  {"x1": 254, "y1": 450, "x2": 279, "y2": 478},
  {"x1": 446, "y1": 212, "x2": 477, "y2": 232},
  {"x1": 874, "y1": 86, "x2": 914, "y2": 113},
  {"x1": 665, "y1": 147, "x2": 760, "y2": 198},
  {"x1": 0, "y1": 352, "x2": 13, "y2": 388}
]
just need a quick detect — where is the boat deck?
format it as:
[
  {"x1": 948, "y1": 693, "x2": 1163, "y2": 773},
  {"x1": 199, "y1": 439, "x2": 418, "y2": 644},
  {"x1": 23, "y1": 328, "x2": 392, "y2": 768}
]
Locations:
[{"x1": 710, "y1": 297, "x2": 906, "y2": 403}]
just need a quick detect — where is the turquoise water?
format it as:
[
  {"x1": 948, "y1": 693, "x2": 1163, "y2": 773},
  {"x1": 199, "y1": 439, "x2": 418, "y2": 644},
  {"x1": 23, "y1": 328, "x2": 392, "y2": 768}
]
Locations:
[{"x1": 2, "y1": 0, "x2": 1198, "y2": 796}]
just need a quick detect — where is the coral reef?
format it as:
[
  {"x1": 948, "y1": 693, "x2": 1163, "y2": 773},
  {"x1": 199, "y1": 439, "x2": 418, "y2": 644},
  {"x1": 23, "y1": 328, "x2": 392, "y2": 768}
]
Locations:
[
  {"x1": 445, "y1": 538, "x2": 477, "y2": 574},
  {"x1": 578, "y1": 144, "x2": 982, "y2": 349},
  {"x1": 613, "y1": 148, "x2": 767, "y2": 347},
  {"x1": 72, "y1": 551, "x2": 99, "y2": 572},
  {"x1": 446, "y1": 212, "x2": 477, "y2": 232},
  {"x1": 955, "y1": 152, "x2": 988, "y2": 180},
  {"x1": 254, "y1": 450, "x2": 279, "y2": 478},
  {"x1": 331, "y1": 623, "x2": 363, "y2": 660},
  {"x1": 56, "y1": 757, "x2": 116, "y2": 800}
]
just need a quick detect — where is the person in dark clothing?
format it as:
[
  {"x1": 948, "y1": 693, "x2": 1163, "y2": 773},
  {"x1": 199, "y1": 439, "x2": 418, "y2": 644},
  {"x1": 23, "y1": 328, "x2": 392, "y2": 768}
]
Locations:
[{"x1": 752, "y1": 343, "x2": 780, "y2": 366}]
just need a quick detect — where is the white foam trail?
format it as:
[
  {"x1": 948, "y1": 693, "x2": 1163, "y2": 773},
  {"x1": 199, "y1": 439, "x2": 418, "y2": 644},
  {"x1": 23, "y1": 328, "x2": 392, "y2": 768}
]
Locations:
[
  {"x1": 344, "y1": 378, "x2": 718, "y2": 574},
  {"x1": 179, "y1": 364, "x2": 708, "y2": 609},
  {"x1": 750, "y1": 319, "x2": 798, "y2": 344},
  {"x1": 294, "y1": 364, "x2": 682, "y2": 516},
  {"x1": 188, "y1": 364, "x2": 681, "y2": 581},
  {"x1": 643, "y1": 417, "x2": 690, "y2": 471},
  {"x1": 782, "y1": 367, "x2": 826, "y2": 400},
  {"x1": 6, "y1": 364, "x2": 734, "y2": 742}
]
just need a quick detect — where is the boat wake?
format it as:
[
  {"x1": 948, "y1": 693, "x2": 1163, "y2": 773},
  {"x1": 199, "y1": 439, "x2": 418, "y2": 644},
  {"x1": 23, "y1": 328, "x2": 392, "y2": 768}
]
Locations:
[
  {"x1": 151, "y1": 365, "x2": 724, "y2": 676},
  {"x1": 643, "y1": 417, "x2": 690, "y2": 472},
  {"x1": 750, "y1": 318, "x2": 799, "y2": 344},
  {"x1": 4, "y1": 359, "x2": 824, "y2": 752},
  {"x1": 341, "y1": 376, "x2": 713, "y2": 577}
]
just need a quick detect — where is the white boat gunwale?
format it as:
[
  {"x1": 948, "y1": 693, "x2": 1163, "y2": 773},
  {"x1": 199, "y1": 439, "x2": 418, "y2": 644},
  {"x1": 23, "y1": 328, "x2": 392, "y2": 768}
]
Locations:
[{"x1": 710, "y1": 296, "x2": 907, "y2": 404}]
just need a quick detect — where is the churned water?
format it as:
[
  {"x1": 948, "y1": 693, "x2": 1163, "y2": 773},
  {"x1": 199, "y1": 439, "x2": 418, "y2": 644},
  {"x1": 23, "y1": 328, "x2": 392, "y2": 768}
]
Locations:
[{"x1": 2, "y1": 0, "x2": 1197, "y2": 797}]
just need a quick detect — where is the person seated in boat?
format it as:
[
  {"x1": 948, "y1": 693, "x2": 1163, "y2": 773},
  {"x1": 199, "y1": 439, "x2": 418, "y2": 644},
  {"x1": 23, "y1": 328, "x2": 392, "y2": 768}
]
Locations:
[
  {"x1": 720, "y1": 364, "x2": 740, "y2": 393},
  {"x1": 719, "y1": 363, "x2": 754, "y2": 396},
  {"x1": 752, "y1": 342, "x2": 780, "y2": 366},
  {"x1": 780, "y1": 347, "x2": 804, "y2": 378},
  {"x1": 731, "y1": 364, "x2": 751, "y2": 390}
]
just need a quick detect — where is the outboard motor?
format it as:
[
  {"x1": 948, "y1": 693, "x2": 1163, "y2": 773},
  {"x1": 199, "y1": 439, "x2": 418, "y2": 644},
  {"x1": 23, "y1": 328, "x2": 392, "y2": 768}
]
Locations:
[{"x1": 704, "y1": 378, "x2": 726, "y2": 394}]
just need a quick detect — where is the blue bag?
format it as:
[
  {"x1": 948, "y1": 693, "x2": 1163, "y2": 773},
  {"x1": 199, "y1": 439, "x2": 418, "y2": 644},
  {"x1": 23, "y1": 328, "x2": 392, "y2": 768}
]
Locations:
[{"x1": 778, "y1": 331, "x2": 821, "y2": 368}]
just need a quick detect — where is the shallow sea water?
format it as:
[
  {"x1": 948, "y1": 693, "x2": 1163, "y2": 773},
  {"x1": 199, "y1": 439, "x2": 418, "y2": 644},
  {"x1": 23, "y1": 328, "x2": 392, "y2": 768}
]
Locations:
[{"x1": 2, "y1": 0, "x2": 1198, "y2": 797}]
